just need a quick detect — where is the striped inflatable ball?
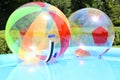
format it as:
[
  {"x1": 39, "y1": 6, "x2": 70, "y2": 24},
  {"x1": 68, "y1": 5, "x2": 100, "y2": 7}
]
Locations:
[{"x1": 5, "y1": 2, "x2": 71, "y2": 63}]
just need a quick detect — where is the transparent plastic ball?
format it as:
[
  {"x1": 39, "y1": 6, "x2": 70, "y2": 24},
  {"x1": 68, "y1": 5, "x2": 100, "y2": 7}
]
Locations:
[
  {"x1": 68, "y1": 8, "x2": 114, "y2": 57},
  {"x1": 5, "y1": 2, "x2": 71, "y2": 63}
]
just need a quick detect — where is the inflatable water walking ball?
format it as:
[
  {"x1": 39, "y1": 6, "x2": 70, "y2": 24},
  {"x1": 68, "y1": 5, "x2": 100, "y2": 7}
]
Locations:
[
  {"x1": 68, "y1": 8, "x2": 114, "y2": 57},
  {"x1": 5, "y1": 2, "x2": 71, "y2": 63}
]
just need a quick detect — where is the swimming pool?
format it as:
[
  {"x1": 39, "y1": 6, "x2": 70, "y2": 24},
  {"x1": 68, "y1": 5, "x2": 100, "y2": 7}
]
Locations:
[{"x1": 0, "y1": 47, "x2": 120, "y2": 80}]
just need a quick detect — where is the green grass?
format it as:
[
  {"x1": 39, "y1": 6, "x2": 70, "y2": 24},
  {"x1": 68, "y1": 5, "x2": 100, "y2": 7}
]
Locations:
[
  {"x1": 114, "y1": 26, "x2": 120, "y2": 32},
  {"x1": 0, "y1": 27, "x2": 120, "y2": 54},
  {"x1": 0, "y1": 27, "x2": 120, "y2": 47},
  {"x1": 113, "y1": 45, "x2": 120, "y2": 48},
  {"x1": 113, "y1": 26, "x2": 120, "y2": 46},
  {"x1": 0, "y1": 30, "x2": 5, "y2": 39}
]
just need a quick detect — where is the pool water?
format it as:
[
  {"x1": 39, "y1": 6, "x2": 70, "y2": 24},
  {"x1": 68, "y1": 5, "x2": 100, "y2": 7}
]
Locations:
[{"x1": 0, "y1": 47, "x2": 120, "y2": 80}]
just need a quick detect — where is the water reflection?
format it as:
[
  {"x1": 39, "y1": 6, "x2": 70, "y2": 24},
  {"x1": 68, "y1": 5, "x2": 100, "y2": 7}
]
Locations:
[
  {"x1": 7, "y1": 61, "x2": 51, "y2": 80},
  {"x1": 7, "y1": 57, "x2": 115, "y2": 80}
]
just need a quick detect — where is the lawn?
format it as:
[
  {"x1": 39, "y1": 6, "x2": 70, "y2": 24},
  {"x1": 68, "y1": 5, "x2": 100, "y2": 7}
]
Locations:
[
  {"x1": 0, "y1": 27, "x2": 120, "y2": 48},
  {"x1": 0, "y1": 27, "x2": 120, "y2": 54},
  {"x1": 0, "y1": 30, "x2": 5, "y2": 39},
  {"x1": 114, "y1": 27, "x2": 120, "y2": 32},
  {"x1": 113, "y1": 45, "x2": 120, "y2": 48}
]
